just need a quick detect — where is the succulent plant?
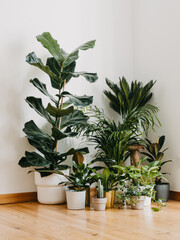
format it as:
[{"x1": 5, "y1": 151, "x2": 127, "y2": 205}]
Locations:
[{"x1": 97, "y1": 179, "x2": 104, "y2": 198}]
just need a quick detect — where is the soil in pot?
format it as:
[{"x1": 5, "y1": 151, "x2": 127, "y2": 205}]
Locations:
[
  {"x1": 92, "y1": 197, "x2": 107, "y2": 211},
  {"x1": 66, "y1": 190, "x2": 86, "y2": 210},
  {"x1": 155, "y1": 182, "x2": 170, "y2": 202}
]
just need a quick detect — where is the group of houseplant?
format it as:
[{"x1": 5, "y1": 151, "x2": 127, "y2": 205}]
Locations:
[{"x1": 19, "y1": 32, "x2": 171, "y2": 211}]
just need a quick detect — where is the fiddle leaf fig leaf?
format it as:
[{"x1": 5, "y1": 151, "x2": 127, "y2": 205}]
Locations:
[
  {"x1": 70, "y1": 72, "x2": 98, "y2": 83},
  {"x1": 30, "y1": 78, "x2": 57, "y2": 104},
  {"x1": 26, "y1": 97, "x2": 54, "y2": 125},
  {"x1": 61, "y1": 110, "x2": 89, "y2": 128},
  {"x1": 61, "y1": 91, "x2": 93, "y2": 107},
  {"x1": 52, "y1": 127, "x2": 78, "y2": 140},
  {"x1": 23, "y1": 120, "x2": 55, "y2": 153},
  {"x1": 46, "y1": 103, "x2": 74, "y2": 117},
  {"x1": 26, "y1": 52, "x2": 59, "y2": 81},
  {"x1": 36, "y1": 32, "x2": 64, "y2": 64},
  {"x1": 19, "y1": 151, "x2": 51, "y2": 168},
  {"x1": 63, "y1": 40, "x2": 96, "y2": 68}
]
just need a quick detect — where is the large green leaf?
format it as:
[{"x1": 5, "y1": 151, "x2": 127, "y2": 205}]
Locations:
[
  {"x1": 30, "y1": 78, "x2": 57, "y2": 104},
  {"x1": 46, "y1": 103, "x2": 74, "y2": 117},
  {"x1": 26, "y1": 52, "x2": 59, "y2": 81},
  {"x1": 70, "y1": 72, "x2": 98, "y2": 83},
  {"x1": 52, "y1": 127, "x2": 77, "y2": 140},
  {"x1": 61, "y1": 110, "x2": 89, "y2": 129},
  {"x1": 19, "y1": 151, "x2": 51, "y2": 168},
  {"x1": 23, "y1": 120, "x2": 55, "y2": 153},
  {"x1": 58, "y1": 147, "x2": 89, "y2": 159},
  {"x1": 36, "y1": 32, "x2": 64, "y2": 64},
  {"x1": 26, "y1": 97, "x2": 54, "y2": 125},
  {"x1": 102, "y1": 168, "x2": 110, "y2": 184},
  {"x1": 63, "y1": 40, "x2": 96, "y2": 68},
  {"x1": 62, "y1": 91, "x2": 93, "y2": 107}
]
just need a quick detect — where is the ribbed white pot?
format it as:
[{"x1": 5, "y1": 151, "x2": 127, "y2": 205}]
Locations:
[
  {"x1": 66, "y1": 190, "x2": 86, "y2": 210},
  {"x1": 140, "y1": 185, "x2": 154, "y2": 206},
  {"x1": 35, "y1": 170, "x2": 68, "y2": 204}
]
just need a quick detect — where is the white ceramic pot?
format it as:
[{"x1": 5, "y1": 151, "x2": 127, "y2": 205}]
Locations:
[
  {"x1": 140, "y1": 185, "x2": 154, "y2": 206},
  {"x1": 131, "y1": 196, "x2": 145, "y2": 210},
  {"x1": 35, "y1": 170, "x2": 68, "y2": 204},
  {"x1": 66, "y1": 190, "x2": 86, "y2": 210},
  {"x1": 92, "y1": 197, "x2": 107, "y2": 211}
]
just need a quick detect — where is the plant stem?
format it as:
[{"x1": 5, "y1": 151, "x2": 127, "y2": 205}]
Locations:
[{"x1": 55, "y1": 79, "x2": 66, "y2": 151}]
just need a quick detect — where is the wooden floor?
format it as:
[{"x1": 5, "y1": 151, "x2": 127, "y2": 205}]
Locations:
[{"x1": 0, "y1": 201, "x2": 180, "y2": 240}]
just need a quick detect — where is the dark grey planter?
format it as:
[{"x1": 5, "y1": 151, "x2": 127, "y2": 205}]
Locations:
[{"x1": 155, "y1": 183, "x2": 170, "y2": 202}]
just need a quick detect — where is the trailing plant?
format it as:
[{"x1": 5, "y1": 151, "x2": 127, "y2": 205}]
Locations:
[
  {"x1": 104, "y1": 77, "x2": 160, "y2": 136},
  {"x1": 142, "y1": 135, "x2": 172, "y2": 183},
  {"x1": 151, "y1": 199, "x2": 166, "y2": 212},
  {"x1": 18, "y1": 32, "x2": 98, "y2": 176}
]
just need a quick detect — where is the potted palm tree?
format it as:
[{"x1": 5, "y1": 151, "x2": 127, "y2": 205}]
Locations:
[{"x1": 18, "y1": 32, "x2": 98, "y2": 204}]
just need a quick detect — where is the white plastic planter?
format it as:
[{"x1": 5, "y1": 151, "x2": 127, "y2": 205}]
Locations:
[
  {"x1": 35, "y1": 170, "x2": 68, "y2": 204},
  {"x1": 140, "y1": 185, "x2": 154, "y2": 206},
  {"x1": 131, "y1": 196, "x2": 145, "y2": 210},
  {"x1": 66, "y1": 190, "x2": 86, "y2": 210}
]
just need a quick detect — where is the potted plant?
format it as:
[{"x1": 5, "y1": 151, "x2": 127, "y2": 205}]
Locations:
[
  {"x1": 142, "y1": 135, "x2": 172, "y2": 202},
  {"x1": 92, "y1": 167, "x2": 123, "y2": 208},
  {"x1": 92, "y1": 179, "x2": 107, "y2": 211},
  {"x1": 57, "y1": 161, "x2": 94, "y2": 210},
  {"x1": 18, "y1": 32, "x2": 98, "y2": 204}
]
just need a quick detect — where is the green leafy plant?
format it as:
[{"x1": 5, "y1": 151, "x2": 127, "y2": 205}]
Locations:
[
  {"x1": 75, "y1": 106, "x2": 141, "y2": 168},
  {"x1": 142, "y1": 135, "x2": 172, "y2": 182},
  {"x1": 18, "y1": 32, "x2": 98, "y2": 176},
  {"x1": 93, "y1": 167, "x2": 123, "y2": 192},
  {"x1": 104, "y1": 77, "x2": 160, "y2": 135},
  {"x1": 151, "y1": 199, "x2": 166, "y2": 212},
  {"x1": 57, "y1": 161, "x2": 94, "y2": 191}
]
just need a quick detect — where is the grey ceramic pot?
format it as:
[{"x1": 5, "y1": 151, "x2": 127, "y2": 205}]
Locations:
[{"x1": 155, "y1": 183, "x2": 170, "y2": 202}]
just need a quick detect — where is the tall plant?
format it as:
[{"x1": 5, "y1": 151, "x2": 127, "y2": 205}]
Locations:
[
  {"x1": 104, "y1": 77, "x2": 159, "y2": 135},
  {"x1": 19, "y1": 32, "x2": 98, "y2": 176}
]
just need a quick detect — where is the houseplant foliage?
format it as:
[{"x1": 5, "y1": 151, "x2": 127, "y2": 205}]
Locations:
[
  {"x1": 142, "y1": 135, "x2": 171, "y2": 201},
  {"x1": 104, "y1": 77, "x2": 159, "y2": 135},
  {"x1": 18, "y1": 32, "x2": 98, "y2": 176}
]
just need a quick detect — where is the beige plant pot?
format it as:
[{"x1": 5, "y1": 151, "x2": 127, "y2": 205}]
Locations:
[
  {"x1": 66, "y1": 190, "x2": 86, "y2": 210},
  {"x1": 92, "y1": 197, "x2": 107, "y2": 211}
]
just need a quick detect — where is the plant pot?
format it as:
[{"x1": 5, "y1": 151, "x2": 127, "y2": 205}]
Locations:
[
  {"x1": 34, "y1": 171, "x2": 68, "y2": 204},
  {"x1": 155, "y1": 182, "x2": 170, "y2": 202},
  {"x1": 92, "y1": 197, "x2": 107, "y2": 211},
  {"x1": 143, "y1": 185, "x2": 154, "y2": 206},
  {"x1": 66, "y1": 190, "x2": 86, "y2": 210},
  {"x1": 85, "y1": 187, "x2": 90, "y2": 206},
  {"x1": 131, "y1": 196, "x2": 145, "y2": 210},
  {"x1": 105, "y1": 190, "x2": 115, "y2": 208}
]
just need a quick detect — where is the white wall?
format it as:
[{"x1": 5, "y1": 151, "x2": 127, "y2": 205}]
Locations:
[
  {"x1": 132, "y1": 0, "x2": 180, "y2": 191},
  {"x1": 0, "y1": 0, "x2": 133, "y2": 194}
]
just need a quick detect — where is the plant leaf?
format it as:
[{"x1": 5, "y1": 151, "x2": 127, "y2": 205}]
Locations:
[
  {"x1": 46, "y1": 104, "x2": 74, "y2": 117},
  {"x1": 70, "y1": 72, "x2": 98, "y2": 83},
  {"x1": 30, "y1": 78, "x2": 57, "y2": 104},
  {"x1": 61, "y1": 110, "x2": 89, "y2": 128},
  {"x1": 62, "y1": 91, "x2": 93, "y2": 107},
  {"x1": 36, "y1": 32, "x2": 64, "y2": 64},
  {"x1": 26, "y1": 97, "x2": 54, "y2": 125}
]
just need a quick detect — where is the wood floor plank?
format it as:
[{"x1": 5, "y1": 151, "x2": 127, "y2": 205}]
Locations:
[{"x1": 0, "y1": 201, "x2": 179, "y2": 240}]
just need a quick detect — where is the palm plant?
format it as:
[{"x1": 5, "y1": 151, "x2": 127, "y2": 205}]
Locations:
[
  {"x1": 104, "y1": 77, "x2": 159, "y2": 135},
  {"x1": 75, "y1": 106, "x2": 141, "y2": 168},
  {"x1": 18, "y1": 32, "x2": 98, "y2": 176}
]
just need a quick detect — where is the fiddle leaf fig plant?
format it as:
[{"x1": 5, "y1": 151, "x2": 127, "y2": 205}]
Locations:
[{"x1": 19, "y1": 32, "x2": 98, "y2": 176}]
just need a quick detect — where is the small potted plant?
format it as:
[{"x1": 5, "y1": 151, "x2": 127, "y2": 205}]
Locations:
[
  {"x1": 142, "y1": 135, "x2": 172, "y2": 202},
  {"x1": 59, "y1": 161, "x2": 93, "y2": 210},
  {"x1": 92, "y1": 179, "x2": 107, "y2": 211}
]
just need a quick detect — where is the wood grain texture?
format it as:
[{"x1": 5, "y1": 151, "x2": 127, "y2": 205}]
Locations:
[
  {"x1": 169, "y1": 191, "x2": 180, "y2": 201},
  {"x1": 0, "y1": 201, "x2": 180, "y2": 239},
  {"x1": 0, "y1": 192, "x2": 37, "y2": 204}
]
